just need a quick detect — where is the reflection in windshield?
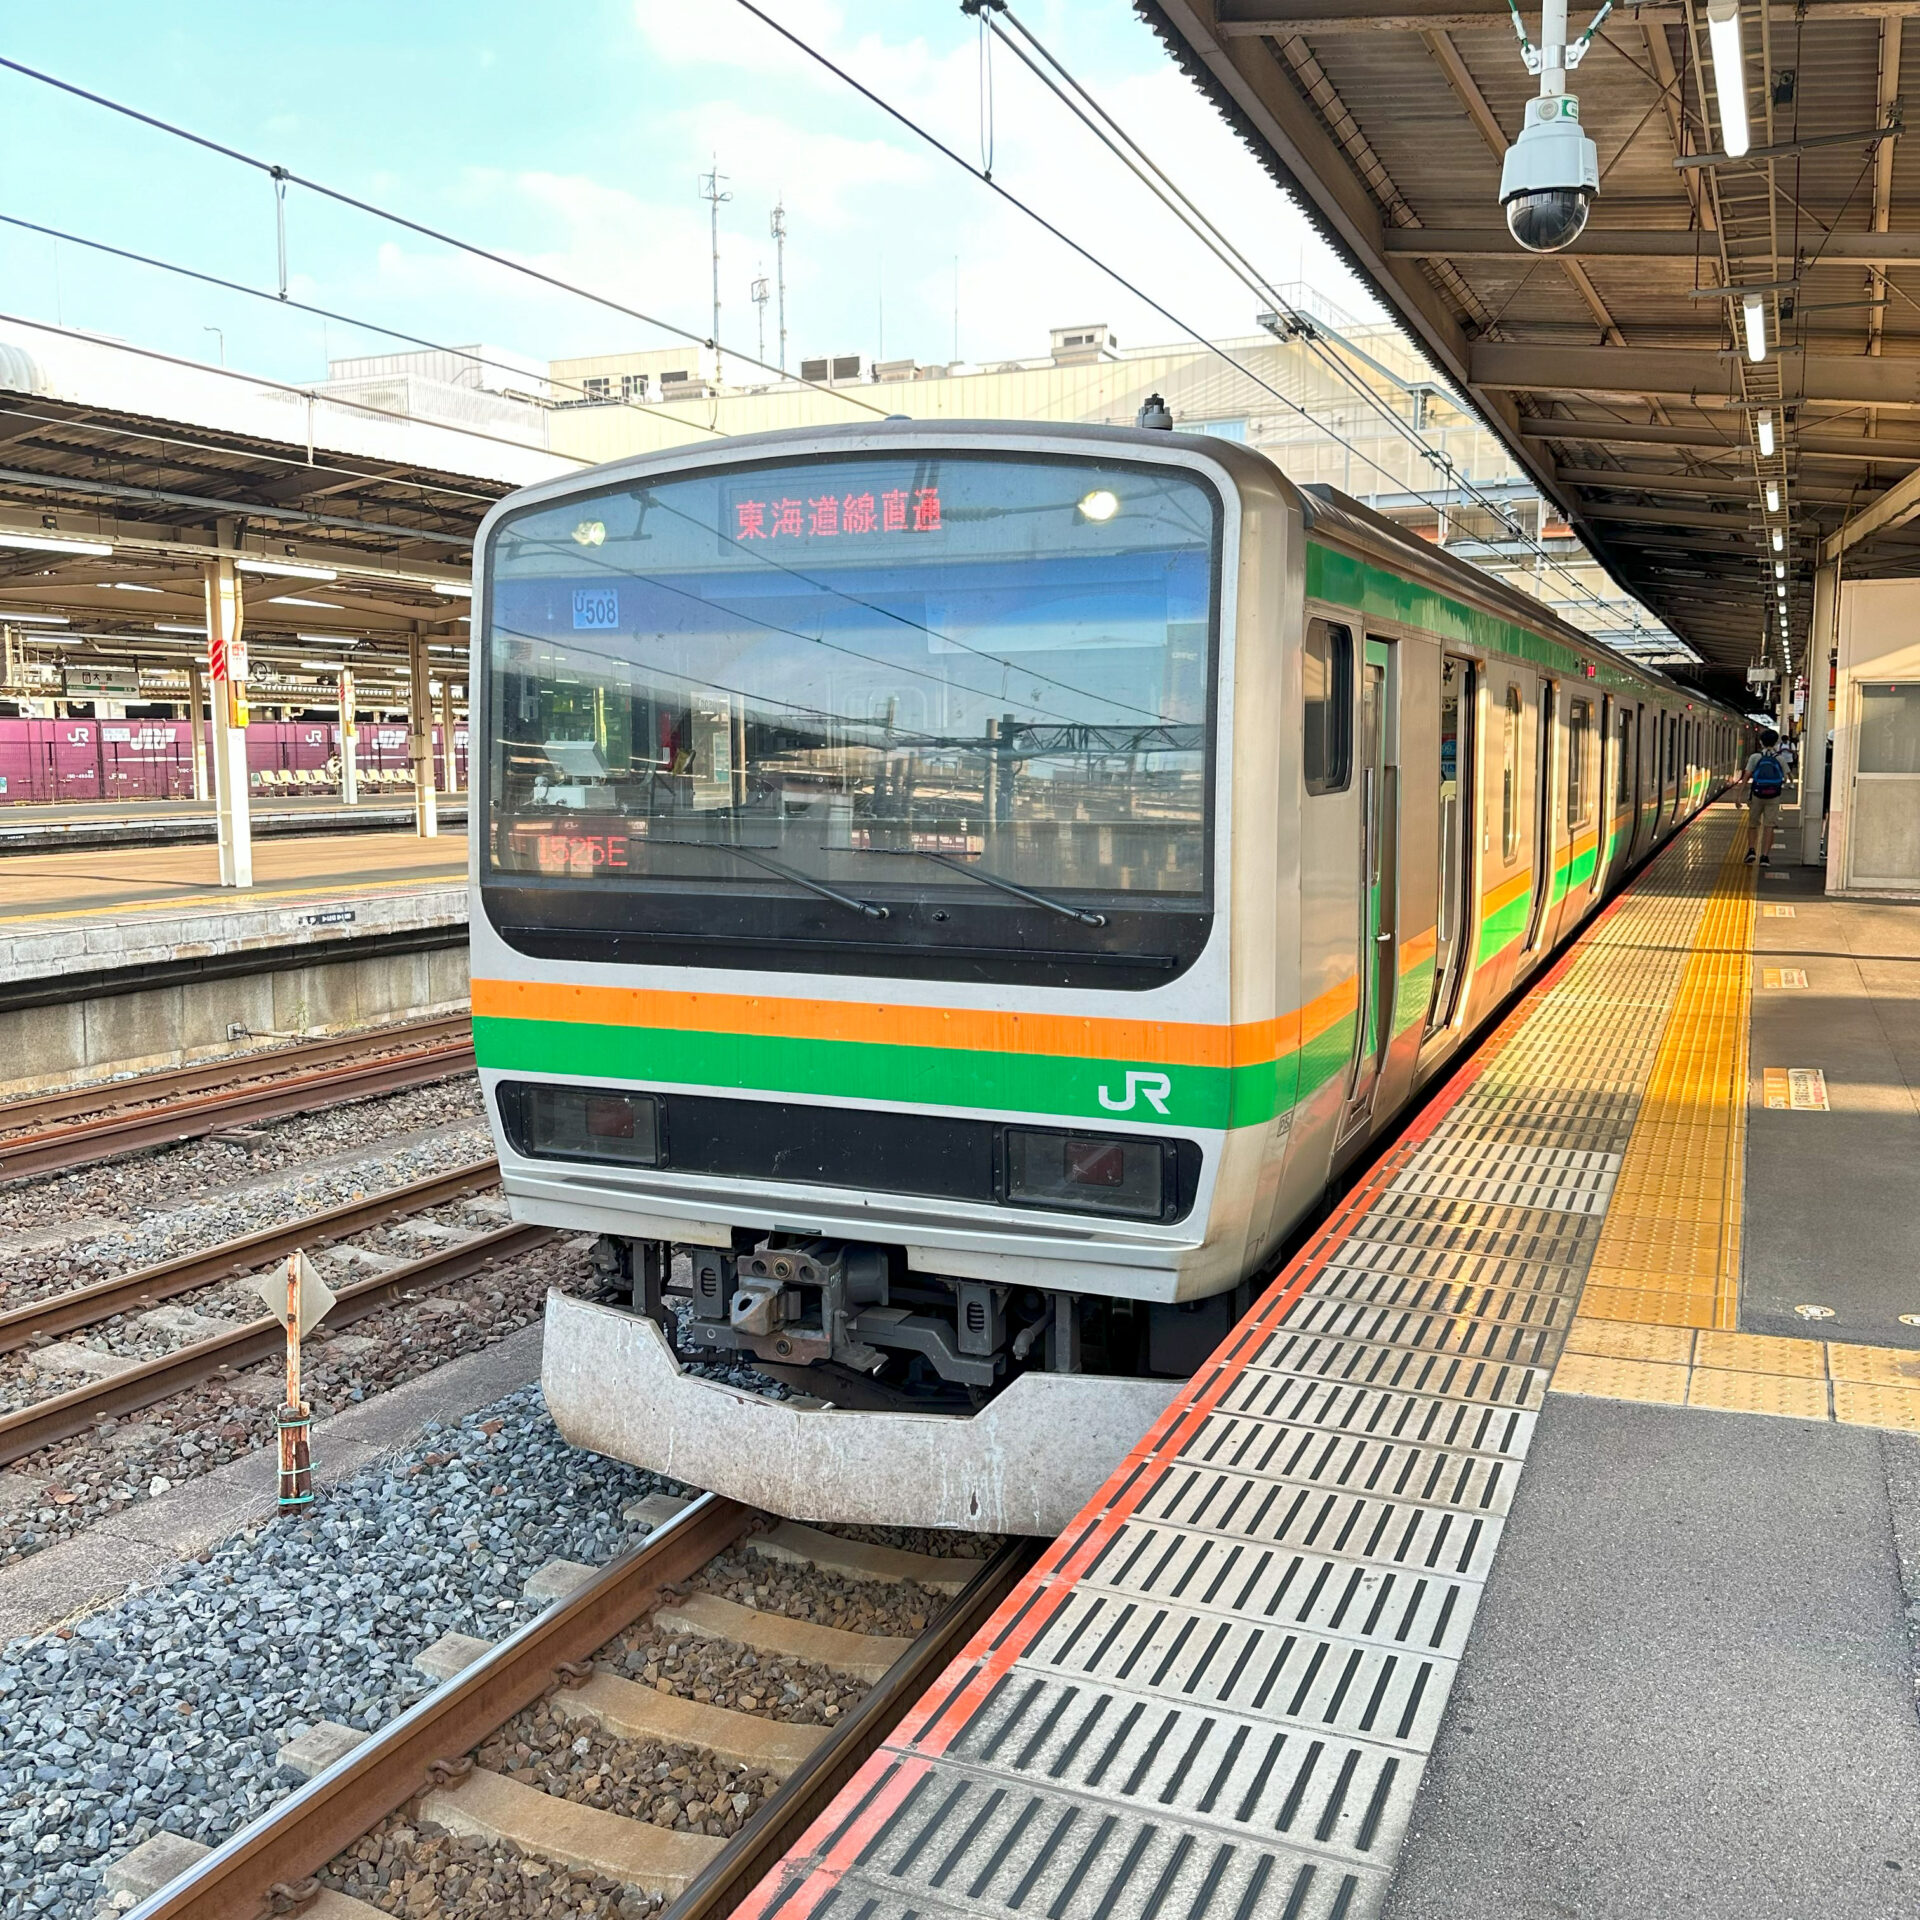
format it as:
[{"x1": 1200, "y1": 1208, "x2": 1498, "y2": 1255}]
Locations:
[{"x1": 485, "y1": 452, "x2": 1217, "y2": 904}]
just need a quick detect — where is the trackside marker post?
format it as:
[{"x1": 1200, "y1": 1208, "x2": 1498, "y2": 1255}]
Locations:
[{"x1": 255, "y1": 1250, "x2": 336, "y2": 1508}]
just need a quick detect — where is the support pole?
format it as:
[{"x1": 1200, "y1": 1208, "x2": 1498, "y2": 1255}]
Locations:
[
  {"x1": 186, "y1": 662, "x2": 210, "y2": 802},
  {"x1": 439, "y1": 673, "x2": 457, "y2": 795},
  {"x1": 408, "y1": 627, "x2": 438, "y2": 838},
  {"x1": 276, "y1": 1252, "x2": 313, "y2": 1510},
  {"x1": 337, "y1": 666, "x2": 359, "y2": 806},
  {"x1": 203, "y1": 552, "x2": 253, "y2": 887},
  {"x1": 1801, "y1": 563, "x2": 1839, "y2": 869}
]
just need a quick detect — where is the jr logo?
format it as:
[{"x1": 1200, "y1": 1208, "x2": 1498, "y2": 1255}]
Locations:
[{"x1": 1098, "y1": 1070, "x2": 1172, "y2": 1116}]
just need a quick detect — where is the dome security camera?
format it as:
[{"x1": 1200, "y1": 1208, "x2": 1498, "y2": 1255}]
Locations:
[{"x1": 1499, "y1": 93, "x2": 1600, "y2": 254}]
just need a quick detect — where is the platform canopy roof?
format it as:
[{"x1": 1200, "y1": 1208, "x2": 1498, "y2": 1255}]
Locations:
[
  {"x1": 0, "y1": 321, "x2": 575, "y2": 686},
  {"x1": 1143, "y1": 0, "x2": 1920, "y2": 689}
]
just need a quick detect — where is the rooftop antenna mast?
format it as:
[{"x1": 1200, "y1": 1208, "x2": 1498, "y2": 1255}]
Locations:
[
  {"x1": 769, "y1": 198, "x2": 789, "y2": 374},
  {"x1": 750, "y1": 268, "x2": 770, "y2": 369},
  {"x1": 699, "y1": 160, "x2": 732, "y2": 382}
]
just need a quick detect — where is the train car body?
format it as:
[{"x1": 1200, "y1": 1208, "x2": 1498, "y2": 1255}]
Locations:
[{"x1": 467, "y1": 419, "x2": 1742, "y2": 1533}]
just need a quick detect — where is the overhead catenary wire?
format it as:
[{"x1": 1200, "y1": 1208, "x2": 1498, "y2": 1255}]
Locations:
[
  {"x1": 985, "y1": 5, "x2": 1658, "y2": 644},
  {"x1": 0, "y1": 211, "x2": 729, "y2": 443},
  {"x1": 728, "y1": 0, "x2": 1666, "y2": 651},
  {"x1": 0, "y1": 53, "x2": 892, "y2": 422}
]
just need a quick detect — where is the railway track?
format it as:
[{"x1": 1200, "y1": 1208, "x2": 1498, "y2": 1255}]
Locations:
[
  {"x1": 0, "y1": 1018, "x2": 476, "y2": 1182},
  {"x1": 0, "y1": 1167, "x2": 541, "y2": 1469},
  {"x1": 126, "y1": 1496, "x2": 1034, "y2": 1920}
]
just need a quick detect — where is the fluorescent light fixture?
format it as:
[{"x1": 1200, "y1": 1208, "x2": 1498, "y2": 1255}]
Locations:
[
  {"x1": 1757, "y1": 410, "x2": 1775, "y2": 457},
  {"x1": 4, "y1": 611, "x2": 71, "y2": 624},
  {"x1": 1765, "y1": 482, "x2": 1781, "y2": 513},
  {"x1": 0, "y1": 533, "x2": 113, "y2": 558},
  {"x1": 1707, "y1": 0, "x2": 1751, "y2": 159},
  {"x1": 1776, "y1": 584, "x2": 1786, "y2": 599},
  {"x1": 1743, "y1": 293, "x2": 1767, "y2": 363},
  {"x1": 235, "y1": 558, "x2": 337, "y2": 582},
  {"x1": 154, "y1": 621, "x2": 208, "y2": 634},
  {"x1": 108, "y1": 581, "x2": 164, "y2": 593},
  {"x1": 1774, "y1": 562, "x2": 1785, "y2": 579},
  {"x1": 296, "y1": 632, "x2": 358, "y2": 645},
  {"x1": 269, "y1": 596, "x2": 340, "y2": 609},
  {"x1": 1771, "y1": 529, "x2": 1783, "y2": 551},
  {"x1": 435, "y1": 582, "x2": 473, "y2": 598}
]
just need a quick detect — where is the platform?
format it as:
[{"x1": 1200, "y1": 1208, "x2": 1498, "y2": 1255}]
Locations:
[
  {"x1": 0, "y1": 795, "x2": 468, "y2": 854},
  {"x1": 0, "y1": 831, "x2": 470, "y2": 1095},
  {"x1": 737, "y1": 799, "x2": 1920, "y2": 1920}
]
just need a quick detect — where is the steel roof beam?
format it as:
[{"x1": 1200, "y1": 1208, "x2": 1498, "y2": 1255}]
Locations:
[
  {"x1": 1384, "y1": 228, "x2": 1920, "y2": 263},
  {"x1": 1470, "y1": 341, "x2": 1920, "y2": 408},
  {"x1": 1522, "y1": 414, "x2": 1920, "y2": 465},
  {"x1": 1214, "y1": 1, "x2": 1920, "y2": 30}
]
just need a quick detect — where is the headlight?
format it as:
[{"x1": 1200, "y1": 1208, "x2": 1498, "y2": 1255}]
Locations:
[
  {"x1": 1004, "y1": 1128, "x2": 1169, "y2": 1219},
  {"x1": 502, "y1": 1082, "x2": 660, "y2": 1167}
]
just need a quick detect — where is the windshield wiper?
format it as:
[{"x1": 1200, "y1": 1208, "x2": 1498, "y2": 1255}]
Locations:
[
  {"x1": 646, "y1": 839, "x2": 889, "y2": 921},
  {"x1": 866, "y1": 848, "x2": 1107, "y2": 927}
]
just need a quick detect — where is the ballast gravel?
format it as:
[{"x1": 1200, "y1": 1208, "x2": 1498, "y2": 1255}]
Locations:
[
  {"x1": 0, "y1": 1384, "x2": 681, "y2": 1920},
  {"x1": 0, "y1": 1076, "x2": 487, "y2": 1257},
  {"x1": 476, "y1": 1704, "x2": 782, "y2": 1833},
  {"x1": 323, "y1": 1819, "x2": 660, "y2": 1919},
  {"x1": 0, "y1": 1239, "x2": 599, "y2": 1569}
]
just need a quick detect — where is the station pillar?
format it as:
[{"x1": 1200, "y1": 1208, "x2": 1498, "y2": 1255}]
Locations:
[
  {"x1": 1801, "y1": 563, "x2": 1838, "y2": 868},
  {"x1": 407, "y1": 627, "x2": 438, "y2": 839},
  {"x1": 203, "y1": 555, "x2": 252, "y2": 888},
  {"x1": 337, "y1": 666, "x2": 359, "y2": 806},
  {"x1": 438, "y1": 674, "x2": 457, "y2": 795},
  {"x1": 186, "y1": 663, "x2": 211, "y2": 802}
]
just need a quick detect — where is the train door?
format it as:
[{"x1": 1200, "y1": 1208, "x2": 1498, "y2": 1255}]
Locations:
[
  {"x1": 1340, "y1": 637, "x2": 1398, "y2": 1138},
  {"x1": 1425, "y1": 654, "x2": 1475, "y2": 1038},
  {"x1": 1591, "y1": 694, "x2": 1612, "y2": 898},
  {"x1": 1523, "y1": 679, "x2": 1557, "y2": 953}
]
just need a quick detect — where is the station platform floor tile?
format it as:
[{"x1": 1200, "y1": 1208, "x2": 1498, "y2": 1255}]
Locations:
[
  {"x1": 1739, "y1": 844, "x2": 1920, "y2": 1348},
  {"x1": 0, "y1": 828, "x2": 468, "y2": 928}
]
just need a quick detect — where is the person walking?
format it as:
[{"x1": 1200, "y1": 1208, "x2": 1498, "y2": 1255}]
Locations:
[{"x1": 1743, "y1": 730, "x2": 1787, "y2": 866}]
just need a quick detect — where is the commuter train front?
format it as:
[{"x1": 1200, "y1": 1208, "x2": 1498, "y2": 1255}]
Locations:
[{"x1": 467, "y1": 419, "x2": 1739, "y2": 1534}]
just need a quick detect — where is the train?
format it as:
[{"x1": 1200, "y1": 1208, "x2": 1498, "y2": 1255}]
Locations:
[{"x1": 466, "y1": 418, "x2": 1744, "y2": 1533}]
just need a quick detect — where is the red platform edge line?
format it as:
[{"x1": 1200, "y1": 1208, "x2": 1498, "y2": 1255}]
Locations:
[{"x1": 729, "y1": 820, "x2": 1706, "y2": 1920}]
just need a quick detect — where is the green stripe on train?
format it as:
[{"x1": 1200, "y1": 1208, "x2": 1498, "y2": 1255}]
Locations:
[
  {"x1": 1306, "y1": 543, "x2": 1648, "y2": 696},
  {"x1": 474, "y1": 1014, "x2": 1334, "y2": 1131}
]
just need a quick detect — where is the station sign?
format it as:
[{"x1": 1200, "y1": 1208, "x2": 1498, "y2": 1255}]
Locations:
[{"x1": 64, "y1": 664, "x2": 139, "y2": 696}]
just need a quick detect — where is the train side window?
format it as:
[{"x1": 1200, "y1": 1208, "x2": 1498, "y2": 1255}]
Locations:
[
  {"x1": 1500, "y1": 683, "x2": 1522, "y2": 860},
  {"x1": 1617, "y1": 709, "x2": 1634, "y2": 803},
  {"x1": 1567, "y1": 698, "x2": 1592, "y2": 828},
  {"x1": 1303, "y1": 618, "x2": 1354, "y2": 795}
]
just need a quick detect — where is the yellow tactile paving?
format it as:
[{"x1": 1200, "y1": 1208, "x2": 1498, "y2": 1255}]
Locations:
[
  {"x1": 1551, "y1": 1351, "x2": 1691, "y2": 1404},
  {"x1": 1579, "y1": 828, "x2": 1755, "y2": 1330},
  {"x1": 1563, "y1": 1317, "x2": 1694, "y2": 1365},
  {"x1": 1833, "y1": 1382, "x2": 1920, "y2": 1432},
  {"x1": 1553, "y1": 1317, "x2": 1920, "y2": 1434},
  {"x1": 1693, "y1": 1329, "x2": 1828, "y2": 1378},
  {"x1": 1827, "y1": 1343, "x2": 1920, "y2": 1389},
  {"x1": 1686, "y1": 1368, "x2": 1831, "y2": 1421}
]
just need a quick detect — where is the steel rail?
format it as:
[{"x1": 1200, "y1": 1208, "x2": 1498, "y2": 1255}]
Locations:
[
  {"x1": 0, "y1": 1157, "x2": 500, "y2": 1356},
  {"x1": 0, "y1": 1015, "x2": 472, "y2": 1133},
  {"x1": 0, "y1": 1219, "x2": 555, "y2": 1468},
  {"x1": 0, "y1": 1041, "x2": 477, "y2": 1182},
  {"x1": 124, "y1": 1495, "x2": 1036, "y2": 1920},
  {"x1": 660, "y1": 1536, "x2": 1040, "y2": 1920},
  {"x1": 125, "y1": 1494, "x2": 757, "y2": 1920}
]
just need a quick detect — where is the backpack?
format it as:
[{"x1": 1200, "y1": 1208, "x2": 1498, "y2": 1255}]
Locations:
[{"x1": 1751, "y1": 752, "x2": 1784, "y2": 799}]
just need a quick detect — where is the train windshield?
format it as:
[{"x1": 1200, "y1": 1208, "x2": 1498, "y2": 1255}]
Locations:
[{"x1": 480, "y1": 449, "x2": 1220, "y2": 982}]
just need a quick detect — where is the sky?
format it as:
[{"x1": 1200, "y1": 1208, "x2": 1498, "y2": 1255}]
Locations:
[{"x1": 0, "y1": 1, "x2": 1384, "y2": 391}]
